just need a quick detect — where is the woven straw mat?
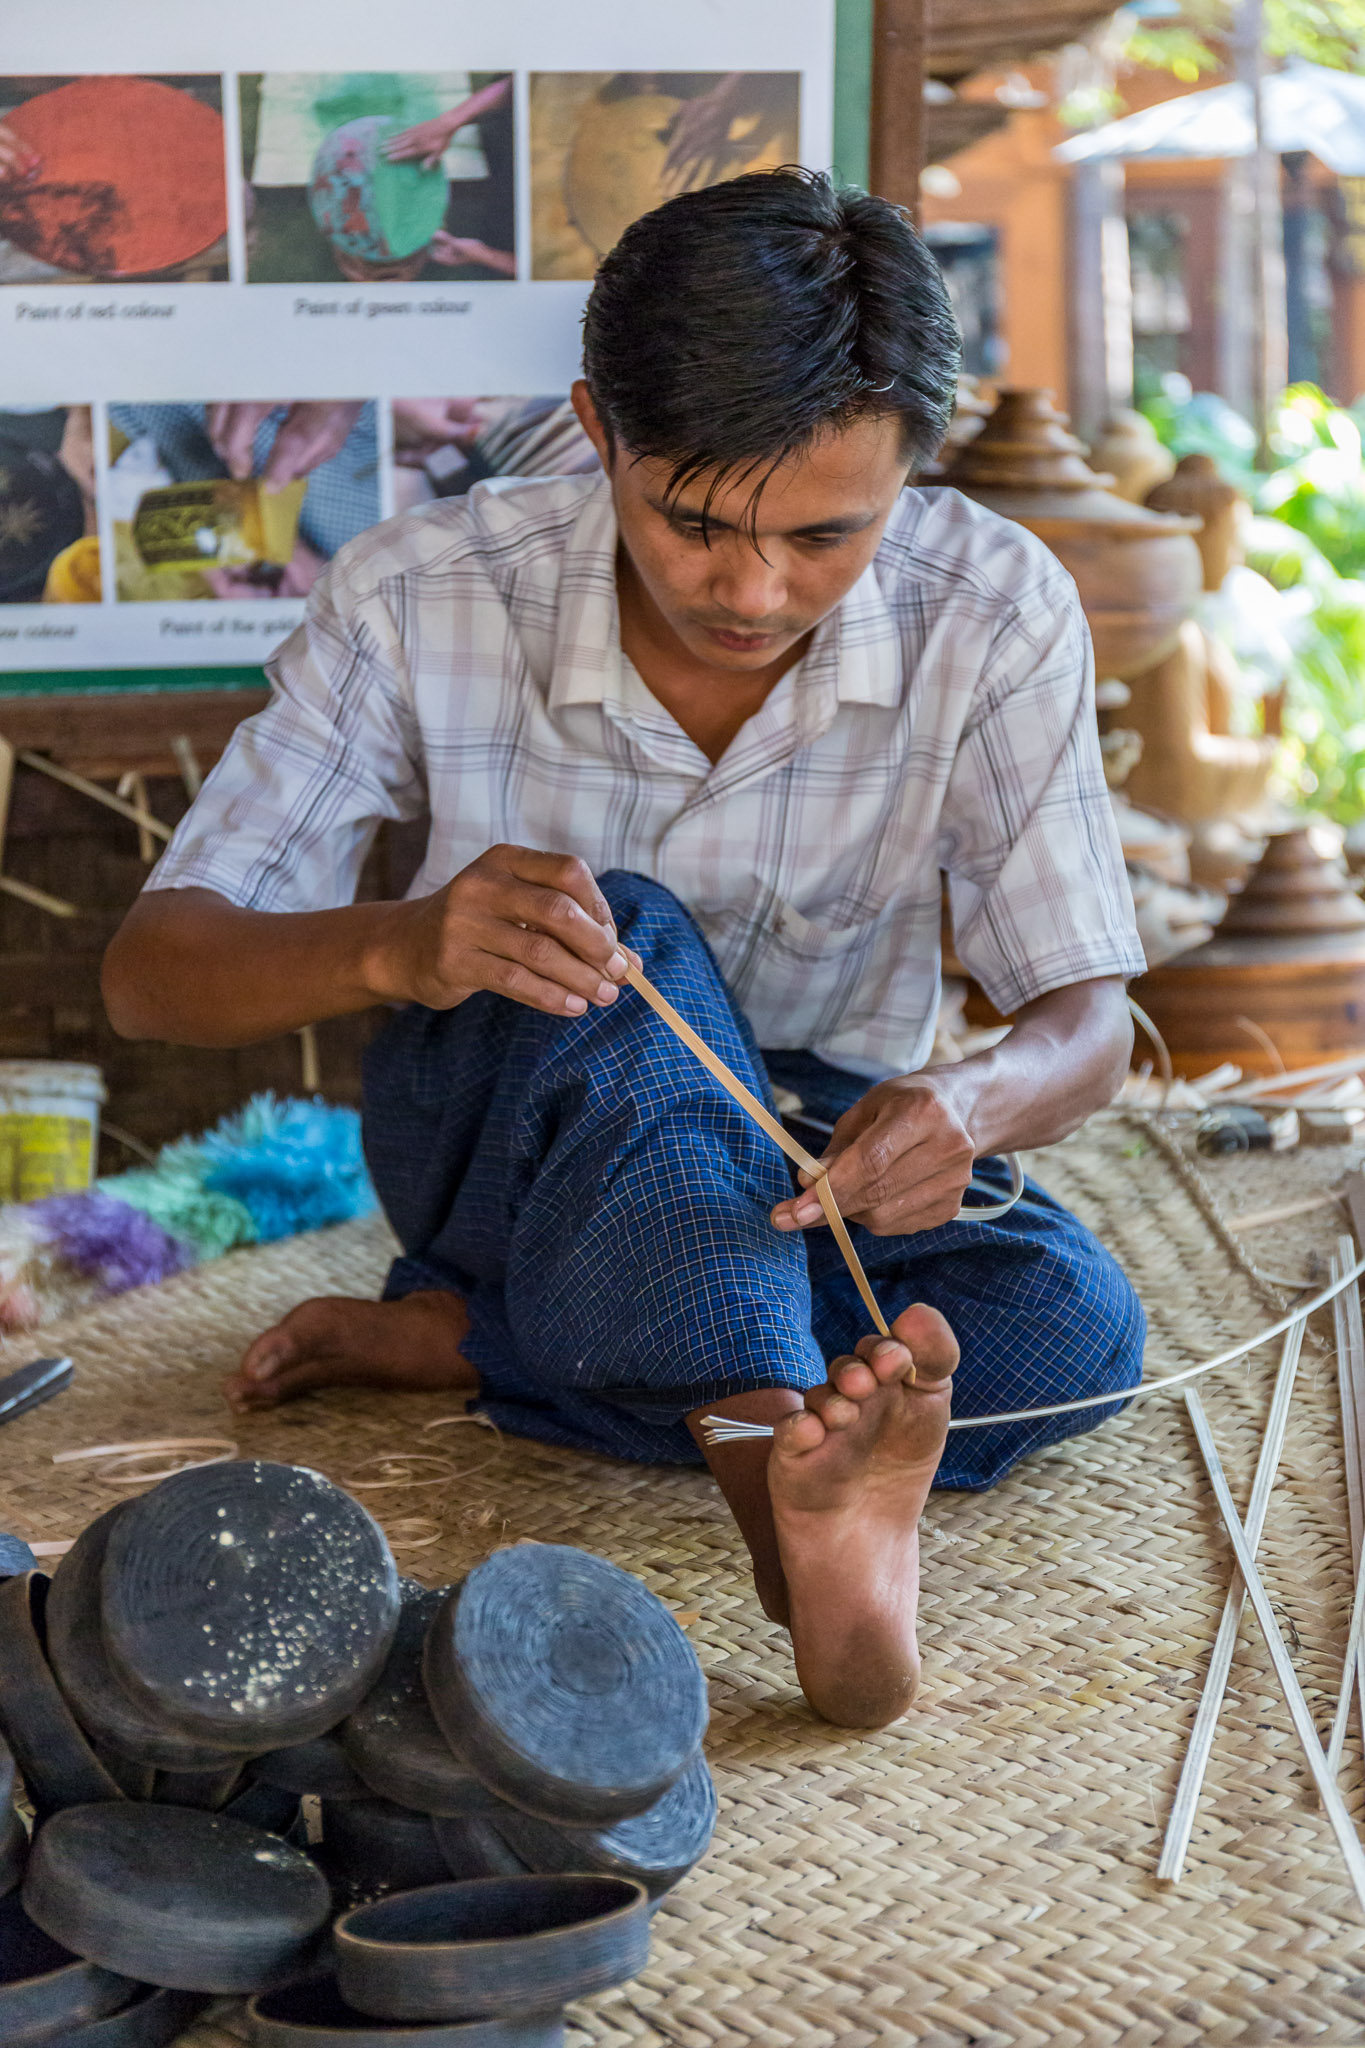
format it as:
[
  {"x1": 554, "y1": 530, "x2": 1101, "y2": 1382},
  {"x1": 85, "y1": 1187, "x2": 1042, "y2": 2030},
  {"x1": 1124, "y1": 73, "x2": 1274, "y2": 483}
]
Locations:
[{"x1": 3, "y1": 1114, "x2": 1365, "y2": 2047}]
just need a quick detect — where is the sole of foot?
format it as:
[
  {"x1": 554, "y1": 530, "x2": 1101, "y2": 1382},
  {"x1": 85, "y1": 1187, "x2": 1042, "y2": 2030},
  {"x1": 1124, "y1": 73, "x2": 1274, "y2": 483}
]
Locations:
[
  {"x1": 768, "y1": 1302, "x2": 958, "y2": 1729},
  {"x1": 223, "y1": 1291, "x2": 479, "y2": 1412}
]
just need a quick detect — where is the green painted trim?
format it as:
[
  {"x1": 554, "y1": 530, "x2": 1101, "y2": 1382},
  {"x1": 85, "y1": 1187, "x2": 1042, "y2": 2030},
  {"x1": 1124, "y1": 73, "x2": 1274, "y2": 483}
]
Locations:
[
  {"x1": 0, "y1": 667, "x2": 267, "y2": 697},
  {"x1": 833, "y1": 0, "x2": 872, "y2": 189}
]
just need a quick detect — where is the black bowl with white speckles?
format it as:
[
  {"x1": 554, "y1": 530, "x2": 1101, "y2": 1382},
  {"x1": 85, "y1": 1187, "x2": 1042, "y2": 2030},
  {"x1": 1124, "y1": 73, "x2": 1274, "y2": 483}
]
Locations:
[
  {"x1": 47, "y1": 1504, "x2": 247, "y2": 1774},
  {"x1": 101, "y1": 1462, "x2": 401, "y2": 1752},
  {"x1": 23, "y1": 1802, "x2": 333, "y2": 1995}
]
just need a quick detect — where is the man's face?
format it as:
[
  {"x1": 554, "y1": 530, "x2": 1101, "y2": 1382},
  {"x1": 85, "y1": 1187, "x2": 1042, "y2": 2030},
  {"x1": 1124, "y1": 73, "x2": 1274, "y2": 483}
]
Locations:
[{"x1": 571, "y1": 384, "x2": 912, "y2": 673}]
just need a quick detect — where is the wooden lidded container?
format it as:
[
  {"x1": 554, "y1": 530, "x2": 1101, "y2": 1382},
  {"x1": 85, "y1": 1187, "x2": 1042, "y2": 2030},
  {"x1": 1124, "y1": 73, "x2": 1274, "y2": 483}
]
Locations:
[
  {"x1": 1145, "y1": 451, "x2": 1248, "y2": 592},
  {"x1": 940, "y1": 388, "x2": 1203, "y2": 679},
  {"x1": 1130, "y1": 827, "x2": 1365, "y2": 1076}
]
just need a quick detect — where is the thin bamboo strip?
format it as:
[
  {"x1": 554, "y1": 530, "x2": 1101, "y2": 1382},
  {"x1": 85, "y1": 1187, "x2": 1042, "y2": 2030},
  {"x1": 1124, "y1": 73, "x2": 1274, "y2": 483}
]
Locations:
[
  {"x1": 703, "y1": 1246, "x2": 1365, "y2": 1442},
  {"x1": 0, "y1": 873, "x2": 78, "y2": 919},
  {"x1": 1157, "y1": 1312, "x2": 1308, "y2": 1884},
  {"x1": 17, "y1": 749, "x2": 172, "y2": 843},
  {"x1": 1181, "y1": 1386, "x2": 1365, "y2": 1918},
  {"x1": 1229, "y1": 1192, "x2": 1342, "y2": 1233},
  {"x1": 1328, "y1": 1540, "x2": 1365, "y2": 1778},
  {"x1": 116, "y1": 770, "x2": 157, "y2": 863},
  {"x1": 0, "y1": 735, "x2": 76, "y2": 918},
  {"x1": 1226, "y1": 1053, "x2": 1365, "y2": 1102},
  {"x1": 298, "y1": 1023, "x2": 321, "y2": 1093},
  {"x1": 621, "y1": 962, "x2": 893, "y2": 1341},
  {"x1": 171, "y1": 734, "x2": 203, "y2": 799},
  {"x1": 1333, "y1": 1235, "x2": 1365, "y2": 1759}
]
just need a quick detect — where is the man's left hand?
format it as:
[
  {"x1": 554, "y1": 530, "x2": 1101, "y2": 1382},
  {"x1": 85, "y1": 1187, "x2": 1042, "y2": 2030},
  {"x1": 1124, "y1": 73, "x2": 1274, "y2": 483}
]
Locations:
[{"x1": 771, "y1": 1073, "x2": 976, "y2": 1237}]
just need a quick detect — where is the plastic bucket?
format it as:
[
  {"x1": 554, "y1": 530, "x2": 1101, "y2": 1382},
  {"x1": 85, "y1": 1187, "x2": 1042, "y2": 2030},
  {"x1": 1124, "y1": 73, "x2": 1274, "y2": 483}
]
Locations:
[{"x1": 0, "y1": 1062, "x2": 106, "y2": 1202}]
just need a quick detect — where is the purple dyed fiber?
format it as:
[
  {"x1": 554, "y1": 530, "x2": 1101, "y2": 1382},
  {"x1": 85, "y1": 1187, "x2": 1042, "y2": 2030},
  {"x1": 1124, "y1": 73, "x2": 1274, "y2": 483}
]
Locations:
[{"x1": 30, "y1": 1189, "x2": 193, "y2": 1294}]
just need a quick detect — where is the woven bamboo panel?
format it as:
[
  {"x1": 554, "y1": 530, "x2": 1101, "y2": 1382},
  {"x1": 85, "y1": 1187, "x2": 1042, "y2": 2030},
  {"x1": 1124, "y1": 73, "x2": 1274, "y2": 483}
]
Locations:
[{"x1": 2, "y1": 1118, "x2": 1364, "y2": 2044}]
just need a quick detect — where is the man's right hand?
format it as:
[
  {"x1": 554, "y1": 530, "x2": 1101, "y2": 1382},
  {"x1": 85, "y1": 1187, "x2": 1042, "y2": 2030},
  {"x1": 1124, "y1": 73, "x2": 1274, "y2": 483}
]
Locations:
[{"x1": 368, "y1": 846, "x2": 635, "y2": 1016}]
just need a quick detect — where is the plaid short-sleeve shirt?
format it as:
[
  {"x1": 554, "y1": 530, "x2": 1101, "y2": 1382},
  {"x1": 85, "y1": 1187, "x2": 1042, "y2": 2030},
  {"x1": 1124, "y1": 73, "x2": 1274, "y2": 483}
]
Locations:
[{"x1": 146, "y1": 473, "x2": 1144, "y2": 1076}]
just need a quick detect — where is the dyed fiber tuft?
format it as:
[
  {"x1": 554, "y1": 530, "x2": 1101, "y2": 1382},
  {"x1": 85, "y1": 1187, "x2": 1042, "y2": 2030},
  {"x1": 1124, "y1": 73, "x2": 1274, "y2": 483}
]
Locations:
[{"x1": 0, "y1": 1094, "x2": 375, "y2": 1334}]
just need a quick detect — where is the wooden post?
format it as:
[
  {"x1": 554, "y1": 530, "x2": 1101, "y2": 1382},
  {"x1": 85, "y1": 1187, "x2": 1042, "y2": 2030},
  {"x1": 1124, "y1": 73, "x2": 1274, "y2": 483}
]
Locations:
[
  {"x1": 869, "y1": 0, "x2": 927, "y2": 223},
  {"x1": 1230, "y1": 0, "x2": 1287, "y2": 456},
  {"x1": 1067, "y1": 158, "x2": 1135, "y2": 444}
]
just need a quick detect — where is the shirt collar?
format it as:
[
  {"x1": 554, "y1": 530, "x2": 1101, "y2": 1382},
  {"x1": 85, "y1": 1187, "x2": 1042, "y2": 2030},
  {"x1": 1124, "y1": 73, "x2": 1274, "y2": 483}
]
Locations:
[
  {"x1": 546, "y1": 478, "x2": 627, "y2": 715},
  {"x1": 546, "y1": 476, "x2": 903, "y2": 718}
]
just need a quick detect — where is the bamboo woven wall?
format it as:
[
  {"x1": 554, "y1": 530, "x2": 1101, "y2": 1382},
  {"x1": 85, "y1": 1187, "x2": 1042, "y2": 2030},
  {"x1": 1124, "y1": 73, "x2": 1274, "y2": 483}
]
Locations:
[{"x1": 0, "y1": 758, "x2": 424, "y2": 1160}]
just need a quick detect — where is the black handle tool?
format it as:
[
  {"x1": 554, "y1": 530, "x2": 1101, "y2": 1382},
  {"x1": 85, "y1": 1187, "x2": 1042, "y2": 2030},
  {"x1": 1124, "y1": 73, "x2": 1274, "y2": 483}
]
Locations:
[{"x1": 0, "y1": 1356, "x2": 72, "y2": 1427}]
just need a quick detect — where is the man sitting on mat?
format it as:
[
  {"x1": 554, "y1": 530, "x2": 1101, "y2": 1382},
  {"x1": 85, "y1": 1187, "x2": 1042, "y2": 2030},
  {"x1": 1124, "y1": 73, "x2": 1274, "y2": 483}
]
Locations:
[{"x1": 104, "y1": 170, "x2": 1146, "y2": 1731}]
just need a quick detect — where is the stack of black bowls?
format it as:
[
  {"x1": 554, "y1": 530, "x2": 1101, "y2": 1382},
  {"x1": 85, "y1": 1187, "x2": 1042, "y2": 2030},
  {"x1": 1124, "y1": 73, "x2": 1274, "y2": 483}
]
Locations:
[{"x1": 0, "y1": 1460, "x2": 714, "y2": 2045}]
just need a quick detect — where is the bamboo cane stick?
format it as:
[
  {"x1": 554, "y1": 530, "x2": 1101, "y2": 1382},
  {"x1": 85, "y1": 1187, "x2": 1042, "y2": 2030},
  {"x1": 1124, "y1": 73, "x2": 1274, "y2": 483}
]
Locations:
[
  {"x1": 1333, "y1": 1234, "x2": 1365, "y2": 1762},
  {"x1": 622, "y1": 961, "x2": 893, "y2": 1340},
  {"x1": 1182, "y1": 1386, "x2": 1365, "y2": 1918},
  {"x1": 1158, "y1": 1312, "x2": 1308, "y2": 1883},
  {"x1": 1228, "y1": 1192, "x2": 1342, "y2": 1234},
  {"x1": 1328, "y1": 1540, "x2": 1365, "y2": 1779},
  {"x1": 1226, "y1": 1053, "x2": 1365, "y2": 1102},
  {"x1": 17, "y1": 750, "x2": 172, "y2": 843}
]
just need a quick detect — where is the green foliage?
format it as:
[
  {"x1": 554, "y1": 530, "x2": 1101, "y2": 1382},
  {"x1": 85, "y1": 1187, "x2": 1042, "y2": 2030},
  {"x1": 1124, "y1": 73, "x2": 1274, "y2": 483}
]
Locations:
[
  {"x1": 1126, "y1": 0, "x2": 1365, "y2": 75},
  {"x1": 1270, "y1": 575, "x2": 1365, "y2": 821},
  {"x1": 1147, "y1": 383, "x2": 1365, "y2": 822},
  {"x1": 1264, "y1": 0, "x2": 1365, "y2": 67},
  {"x1": 1123, "y1": 23, "x2": 1220, "y2": 81}
]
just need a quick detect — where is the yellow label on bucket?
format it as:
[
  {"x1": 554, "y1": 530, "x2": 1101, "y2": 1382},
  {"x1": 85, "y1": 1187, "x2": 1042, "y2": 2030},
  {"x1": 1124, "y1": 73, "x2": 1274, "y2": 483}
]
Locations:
[{"x1": 0, "y1": 1115, "x2": 94, "y2": 1202}]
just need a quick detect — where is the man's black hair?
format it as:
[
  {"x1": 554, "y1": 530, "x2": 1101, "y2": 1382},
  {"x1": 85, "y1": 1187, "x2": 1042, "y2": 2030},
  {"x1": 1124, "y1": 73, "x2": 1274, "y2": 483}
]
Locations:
[{"x1": 581, "y1": 167, "x2": 961, "y2": 533}]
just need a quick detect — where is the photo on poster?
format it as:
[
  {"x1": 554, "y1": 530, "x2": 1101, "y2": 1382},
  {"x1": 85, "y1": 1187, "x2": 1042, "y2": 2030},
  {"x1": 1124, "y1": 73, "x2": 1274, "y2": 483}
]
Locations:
[
  {"x1": 0, "y1": 406, "x2": 100, "y2": 603},
  {"x1": 530, "y1": 72, "x2": 801, "y2": 281},
  {"x1": 107, "y1": 400, "x2": 379, "y2": 603},
  {"x1": 389, "y1": 395, "x2": 599, "y2": 512},
  {"x1": 0, "y1": 76, "x2": 229, "y2": 284},
  {"x1": 239, "y1": 73, "x2": 516, "y2": 285}
]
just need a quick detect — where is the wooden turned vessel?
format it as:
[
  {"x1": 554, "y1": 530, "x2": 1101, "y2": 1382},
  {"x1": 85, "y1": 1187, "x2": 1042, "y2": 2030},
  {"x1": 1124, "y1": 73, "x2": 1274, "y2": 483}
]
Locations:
[
  {"x1": 940, "y1": 388, "x2": 1203, "y2": 679},
  {"x1": 1130, "y1": 828, "x2": 1365, "y2": 1076},
  {"x1": 1145, "y1": 452, "x2": 1248, "y2": 591},
  {"x1": 1089, "y1": 410, "x2": 1174, "y2": 505}
]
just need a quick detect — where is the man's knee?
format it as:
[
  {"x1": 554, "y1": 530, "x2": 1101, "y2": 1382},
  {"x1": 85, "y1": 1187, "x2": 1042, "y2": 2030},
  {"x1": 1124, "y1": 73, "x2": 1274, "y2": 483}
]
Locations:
[
  {"x1": 1030, "y1": 1234, "x2": 1144, "y2": 1390},
  {"x1": 598, "y1": 869, "x2": 697, "y2": 942}
]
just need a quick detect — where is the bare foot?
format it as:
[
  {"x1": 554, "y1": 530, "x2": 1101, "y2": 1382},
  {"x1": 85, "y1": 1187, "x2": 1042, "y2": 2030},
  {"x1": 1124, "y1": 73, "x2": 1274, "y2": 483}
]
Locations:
[
  {"x1": 768, "y1": 1303, "x2": 957, "y2": 1728},
  {"x1": 224, "y1": 1291, "x2": 479, "y2": 1413}
]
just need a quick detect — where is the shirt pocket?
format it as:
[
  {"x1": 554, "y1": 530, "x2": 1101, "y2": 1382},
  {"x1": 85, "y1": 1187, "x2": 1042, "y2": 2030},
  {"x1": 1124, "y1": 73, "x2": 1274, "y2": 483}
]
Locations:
[{"x1": 696, "y1": 878, "x2": 895, "y2": 1051}]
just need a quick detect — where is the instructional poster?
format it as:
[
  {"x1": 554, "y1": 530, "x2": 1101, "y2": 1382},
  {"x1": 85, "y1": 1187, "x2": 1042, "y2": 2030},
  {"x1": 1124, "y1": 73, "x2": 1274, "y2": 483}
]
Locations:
[{"x1": 0, "y1": 1, "x2": 833, "y2": 672}]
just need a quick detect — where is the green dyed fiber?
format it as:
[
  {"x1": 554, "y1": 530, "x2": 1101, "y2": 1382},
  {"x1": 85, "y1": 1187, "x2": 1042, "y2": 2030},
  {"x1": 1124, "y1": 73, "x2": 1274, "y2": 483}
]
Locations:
[{"x1": 98, "y1": 1170, "x2": 257, "y2": 1263}]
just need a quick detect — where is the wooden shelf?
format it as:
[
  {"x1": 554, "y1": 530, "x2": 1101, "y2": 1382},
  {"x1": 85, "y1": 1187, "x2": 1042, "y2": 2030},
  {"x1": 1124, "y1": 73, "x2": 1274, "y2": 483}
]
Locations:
[{"x1": 0, "y1": 689, "x2": 268, "y2": 780}]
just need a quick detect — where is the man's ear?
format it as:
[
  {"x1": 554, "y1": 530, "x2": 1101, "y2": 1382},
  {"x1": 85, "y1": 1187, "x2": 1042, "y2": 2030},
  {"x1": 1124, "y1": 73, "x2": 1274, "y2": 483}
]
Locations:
[{"x1": 571, "y1": 380, "x2": 613, "y2": 470}]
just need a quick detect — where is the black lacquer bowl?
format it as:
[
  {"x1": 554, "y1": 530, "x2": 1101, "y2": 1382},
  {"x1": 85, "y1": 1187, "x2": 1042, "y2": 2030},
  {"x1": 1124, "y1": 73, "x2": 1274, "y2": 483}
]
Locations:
[
  {"x1": 248, "y1": 1974, "x2": 567, "y2": 2047},
  {"x1": 334, "y1": 1875, "x2": 650, "y2": 2022},
  {"x1": 23, "y1": 1802, "x2": 333, "y2": 1995},
  {"x1": 422, "y1": 1547, "x2": 706, "y2": 1825}
]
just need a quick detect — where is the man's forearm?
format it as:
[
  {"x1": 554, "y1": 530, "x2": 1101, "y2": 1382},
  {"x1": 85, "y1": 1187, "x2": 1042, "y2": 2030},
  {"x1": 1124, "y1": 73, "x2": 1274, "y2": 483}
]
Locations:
[
  {"x1": 103, "y1": 849, "x2": 636, "y2": 1049},
  {"x1": 773, "y1": 976, "x2": 1133, "y2": 1238},
  {"x1": 102, "y1": 889, "x2": 398, "y2": 1046},
  {"x1": 926, "y1": 977, "x2": 1133, "y2": 1159}
]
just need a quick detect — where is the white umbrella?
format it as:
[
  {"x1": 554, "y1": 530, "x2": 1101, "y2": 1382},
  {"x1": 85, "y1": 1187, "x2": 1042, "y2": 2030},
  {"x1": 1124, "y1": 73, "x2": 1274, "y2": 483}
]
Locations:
[{"x1": 1055, "y1": 57, "x2": 1365, "y2": 175}]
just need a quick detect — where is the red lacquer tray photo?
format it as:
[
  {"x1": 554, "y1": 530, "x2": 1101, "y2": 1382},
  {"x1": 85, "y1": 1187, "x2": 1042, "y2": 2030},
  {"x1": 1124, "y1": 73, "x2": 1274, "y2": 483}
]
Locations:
[{"x1": 1, "y1": 75, "x2": 228, "y2": 278}]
